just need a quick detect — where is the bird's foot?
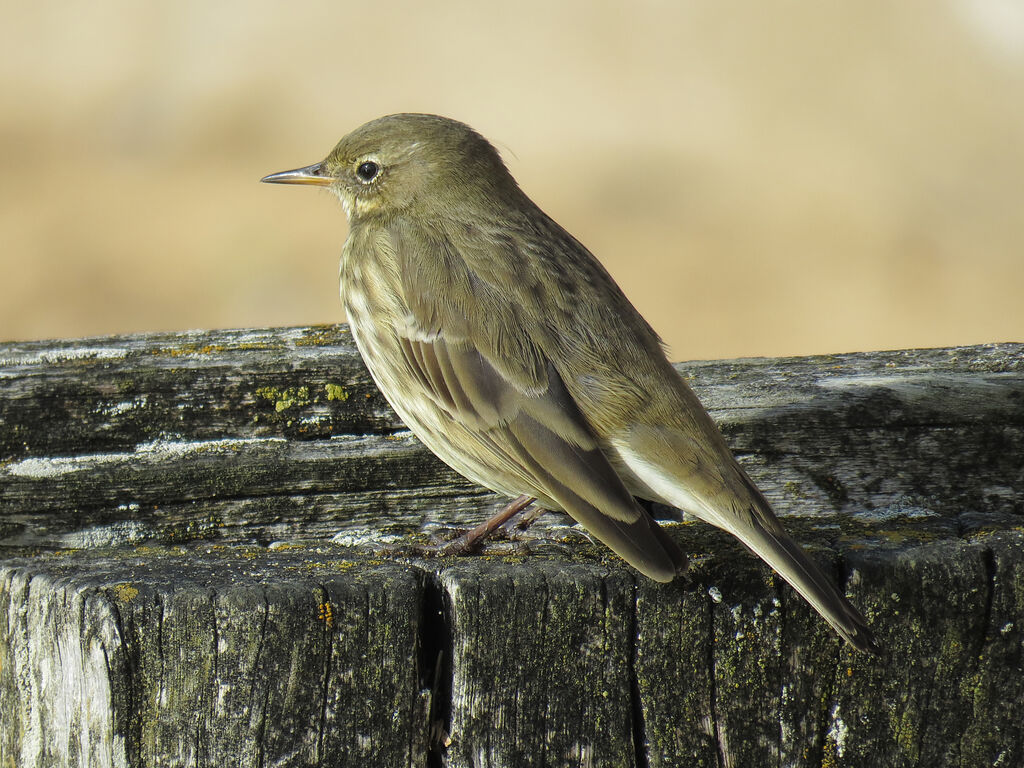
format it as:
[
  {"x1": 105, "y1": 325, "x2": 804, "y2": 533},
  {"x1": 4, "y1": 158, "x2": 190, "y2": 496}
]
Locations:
[
  {"x1": 429, "y1": 494, "x2": 538, "y2": 556},
  {"x1": 374, "y1": 495, "x2": 542, "y2": 560}
]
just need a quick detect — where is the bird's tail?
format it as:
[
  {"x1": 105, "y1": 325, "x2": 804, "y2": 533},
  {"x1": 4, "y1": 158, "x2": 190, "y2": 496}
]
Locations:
[
  {"x1": 613, "y1": 426, "x2": 879, "y2": 652},
  {"x1": 721, "y1": 483, "x2": 879, "y2": 653}
]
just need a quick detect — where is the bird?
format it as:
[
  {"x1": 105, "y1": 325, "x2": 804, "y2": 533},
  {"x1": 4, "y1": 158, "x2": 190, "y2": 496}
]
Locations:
[{"x1": 262, "y1": 113, "x2": 878, "y2": 653}]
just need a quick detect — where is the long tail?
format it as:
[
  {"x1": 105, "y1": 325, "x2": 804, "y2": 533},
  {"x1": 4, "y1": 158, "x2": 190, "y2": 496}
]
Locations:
[
  {"x1": 615, "y1": 431, "x2": 879, "y2": 652},
  {"x1": 719, "y1": 487, "x2": 879, "y2": 653}
]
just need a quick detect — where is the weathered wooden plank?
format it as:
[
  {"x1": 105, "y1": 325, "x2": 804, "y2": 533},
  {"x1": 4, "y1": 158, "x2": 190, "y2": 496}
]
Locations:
[
  {"x1": 0, "y1": 549, "x2": 427, "y2": 768},
  {"x1": 0, "y1": 326, "x2": 392, "y2": 461},
  {"x1": 2, "y1": 330, "x2": 1020, "y2": 556},
  {"x1": 1, "y1": 433, "x2": 459, "y2": 511},
  {"x1": 0, "y1": 434, "x2": 500, "y2": 552},
  {"x1": 6, "y1": 523, "x2": 1020, "y2": 768},
  {"x1": 2, "y1": 484, "x2": 497, "y2": 552},
  {"x1": 1, "y1": 327, "x2": 1022, "y2": 768},
  {"x1": 637, "y1": 522, "x2": 854, "y2": 768},
  {"x1": 634, "y1": 570, "x2": 717, "y2": 766},
  {"x1": 440, "y1": 561, "x2": 637, "y2": 768},
  {"x1": 958, "y1": 531, "x2": 1024, "y2": 765},
  {"x1": 635, "y1": 522, "x2": 1024, "y2": 768},
  {"x1": 820, "y1": 537, "x2": 991, "y2": 767}
]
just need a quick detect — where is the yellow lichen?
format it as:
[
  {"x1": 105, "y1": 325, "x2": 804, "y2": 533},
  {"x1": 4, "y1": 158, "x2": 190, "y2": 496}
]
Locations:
[
  {"x1": 294, "y1": 325, "x2": 345, "y2": 346},
  {"x1": 256, "y1": 386, "x2": 311, "y2": 412},
  {"x1": 113, "y1": 583, "x2": 139, "y2": 602},
  {"x1": 325, "y1": 383, "x2": 350, "y2": 401},
  {"x1": 153, "y1": 343, "x2": 228, "y2": 358}
]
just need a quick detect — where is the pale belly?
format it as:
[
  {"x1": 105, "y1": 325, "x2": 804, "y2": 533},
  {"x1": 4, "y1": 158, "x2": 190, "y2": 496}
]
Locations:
[{"x1": 342, "y1": 280, "x2": 547, "y2": 505}]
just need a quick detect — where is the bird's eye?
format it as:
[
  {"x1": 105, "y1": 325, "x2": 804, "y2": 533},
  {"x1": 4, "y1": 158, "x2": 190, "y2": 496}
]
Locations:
[{"x1": 356, "y1": 161, "x2": 380, "y2": 182}]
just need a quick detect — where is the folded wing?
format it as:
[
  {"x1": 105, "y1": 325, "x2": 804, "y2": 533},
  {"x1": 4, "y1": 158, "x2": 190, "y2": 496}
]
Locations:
[{"x1": 394, "y1": 326, "x2": 683, "y2": 582}]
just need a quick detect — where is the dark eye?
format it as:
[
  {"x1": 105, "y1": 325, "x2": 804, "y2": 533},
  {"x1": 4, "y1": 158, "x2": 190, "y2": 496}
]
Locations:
[{"x1": 356, "y1": 161, "x2": 379, "y2": 182}]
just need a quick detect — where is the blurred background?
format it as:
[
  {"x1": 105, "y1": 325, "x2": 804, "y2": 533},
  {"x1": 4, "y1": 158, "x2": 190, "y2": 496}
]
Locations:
[{"x1": 1, "y1": 0, "x2": 1022, "y2": 360}]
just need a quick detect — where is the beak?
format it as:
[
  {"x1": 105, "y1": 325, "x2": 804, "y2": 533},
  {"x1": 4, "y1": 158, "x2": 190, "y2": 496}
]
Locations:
[{"x1": 261, "y1": 162, "x2": 334, "y2": 186}]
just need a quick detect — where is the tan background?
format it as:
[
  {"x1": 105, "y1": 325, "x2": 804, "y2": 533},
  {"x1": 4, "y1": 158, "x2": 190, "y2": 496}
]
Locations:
[{"x1": 1, "y1": 1, "x2": 1022, "y2": 360}]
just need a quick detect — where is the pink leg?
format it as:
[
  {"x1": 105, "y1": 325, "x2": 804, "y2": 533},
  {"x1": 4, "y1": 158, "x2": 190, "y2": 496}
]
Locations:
[{"x1": 435, "y1": 494, "x2": 537, "y2": 555}]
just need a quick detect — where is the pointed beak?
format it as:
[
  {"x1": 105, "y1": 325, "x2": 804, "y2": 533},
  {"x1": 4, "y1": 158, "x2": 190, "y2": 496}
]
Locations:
[{"x1": 261, "y1": 162, "x2": 334, "y2": 186}]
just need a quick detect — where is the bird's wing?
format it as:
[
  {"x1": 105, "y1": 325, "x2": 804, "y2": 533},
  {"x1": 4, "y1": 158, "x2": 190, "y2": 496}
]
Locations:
[{"x1": 388, "y1": 224, "x2": 683, "y2": 581}]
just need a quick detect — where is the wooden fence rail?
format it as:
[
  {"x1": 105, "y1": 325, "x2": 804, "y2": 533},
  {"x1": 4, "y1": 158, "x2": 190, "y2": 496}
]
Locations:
[{"x1": 1, "y1": 325, "x2": 1022, "y2": 767}]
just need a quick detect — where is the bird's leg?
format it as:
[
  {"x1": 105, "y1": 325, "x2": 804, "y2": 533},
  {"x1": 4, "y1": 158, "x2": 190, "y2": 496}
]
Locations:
[
  {"x1": 501, "y1": 501, "x2": 546, "y2": 532},
  {"x1": 434, "y1": 494, "x2": 537, "y2": 555}
]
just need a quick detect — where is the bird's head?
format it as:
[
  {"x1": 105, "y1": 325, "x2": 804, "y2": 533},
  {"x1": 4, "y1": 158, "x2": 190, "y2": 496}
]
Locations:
[{"x1": 262, "y1": 113, "x2": 517, "y2": 223}]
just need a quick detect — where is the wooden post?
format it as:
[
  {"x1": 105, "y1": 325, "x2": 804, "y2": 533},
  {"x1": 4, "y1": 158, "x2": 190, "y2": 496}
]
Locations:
[{"x1": 1, "y1": 326, "x2": 1021, "y2": 767}]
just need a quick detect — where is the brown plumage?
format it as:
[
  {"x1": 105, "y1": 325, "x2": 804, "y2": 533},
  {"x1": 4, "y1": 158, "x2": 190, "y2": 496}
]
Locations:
[{"x1": 263, "y1": 113, "x2": 878, "y2": 652}]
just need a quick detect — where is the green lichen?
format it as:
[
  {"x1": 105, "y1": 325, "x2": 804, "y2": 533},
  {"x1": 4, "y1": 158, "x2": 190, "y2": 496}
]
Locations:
[
  {"x1": 325, "y1": 383, "x2": 350, "y2": 402},
  {"x1": 256, "y1": 385, "x2": 311, "y2": 412}
]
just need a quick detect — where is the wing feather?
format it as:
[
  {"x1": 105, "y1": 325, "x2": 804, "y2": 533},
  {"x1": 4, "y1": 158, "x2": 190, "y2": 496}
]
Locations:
[
  {"x1": 395, "y1": 330, "x2": 682, "y2": 581},
  {"x1": 377, "y1": 222, "x2": 683, "y2": 581}
]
